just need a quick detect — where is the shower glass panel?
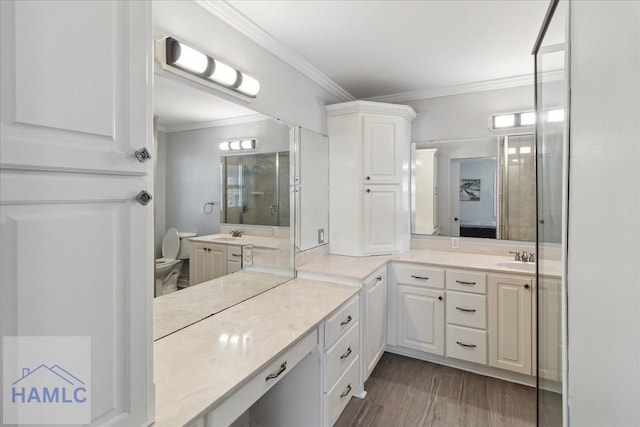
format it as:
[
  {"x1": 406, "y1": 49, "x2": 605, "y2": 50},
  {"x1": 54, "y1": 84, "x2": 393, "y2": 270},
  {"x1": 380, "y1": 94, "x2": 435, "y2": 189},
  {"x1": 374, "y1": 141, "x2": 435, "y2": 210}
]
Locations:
[
  {"x1": 221, "y1": 152, "x2": 289, "y2": 226},
  {"x1": 533, "y1": 0, "x2": 568, "y2": 425}
]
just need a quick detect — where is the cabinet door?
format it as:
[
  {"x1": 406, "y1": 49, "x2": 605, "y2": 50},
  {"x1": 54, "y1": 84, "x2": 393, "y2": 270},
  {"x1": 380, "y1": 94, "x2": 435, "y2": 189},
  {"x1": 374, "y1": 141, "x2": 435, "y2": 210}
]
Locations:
[
  {"x1": 190, "y1": 243, "x2": 208, "y2": 285},
  {"x1": 364, "y1": 271, "x2": 387, "y2": 380},
  {"x1": 204, "y1": 245, "x2": 227, "y2": 282},
  {"x1": 488, "y1": 275, "x2": 533, "y2": 375},
  {"x1": 363, "y1": 115, "x2": 402, "y2": 184},
  {"x1": 397, "y1": 285, "x2": 445, "y2": 355},
  {"x1": 0, "y1": 1, "x2": 153, "y2": 425},
  {"x1": 363, "y1": 185, "x2": 401, "y2": 254},
  {"x1": 537, "y1": 278, "x2": 562, "y2": 382}
]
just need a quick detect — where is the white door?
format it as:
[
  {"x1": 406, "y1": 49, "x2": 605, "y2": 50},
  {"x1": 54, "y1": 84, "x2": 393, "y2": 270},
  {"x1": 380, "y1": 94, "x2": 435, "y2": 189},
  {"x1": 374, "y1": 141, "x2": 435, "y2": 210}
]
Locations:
[
  {"x1": 397, "y1": 285, "x2": 445, "y2": 355},
  {"x1": 364, "y1": 271, "x2": 387, "y2": 380},
  {"x1": 536, "y1": 278, "x2": 562, "y2": 382},
  {"x1": 363, "y1": 185, "x2": 401, "y2": 254},
  {"x1": 488, "y1": 274, "x2": 533, "y2": 375},
  {"x1": 0, "y1": 1, "x2": 153, "y2": 426}
]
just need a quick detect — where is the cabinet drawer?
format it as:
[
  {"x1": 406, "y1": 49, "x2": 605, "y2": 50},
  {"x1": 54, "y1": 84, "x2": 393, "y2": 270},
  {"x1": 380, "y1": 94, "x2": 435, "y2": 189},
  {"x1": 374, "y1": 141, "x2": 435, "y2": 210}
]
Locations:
[
  {"x1": 325, "y1": 321, "x2": 360, "y2": 391},
  {"x1": 446, "y1": 325, "x2": 487, "y2": 365},
  {"x1": 227, "y1": 245, "x2": 242, "y2": 261},
  {"x1": 325, "y1": 296, "x2": 360, "y2": 350},
  {"x1": 326, "y1": 355, "x2": 359, "y2": 427},
  {"x1": 446, "y1": 270, "x2": 486, "y2": 294},
  {"x1": 392, "y1": 263, "x2": 445, "y2": 289},
  {"x1": 446, "y1": 291, "x2": 487, "y2": 329},
  {"x1": 202, "y1": 328, "x2": 318, "y2": 427}
]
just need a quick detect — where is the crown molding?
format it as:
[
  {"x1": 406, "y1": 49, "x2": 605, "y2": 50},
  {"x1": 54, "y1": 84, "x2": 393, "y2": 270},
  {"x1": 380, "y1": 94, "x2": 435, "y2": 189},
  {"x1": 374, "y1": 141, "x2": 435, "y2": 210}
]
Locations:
[
  {"x1": 365, "y1": 70, "x2": 565, "y2": 103},
  {"x1": 162, "y1": 114, "x2": 272, "y2": 134},
  {"x1": 326, "y1": 100, "x2": 417, "y2": 122},
  {"x1": 196, "y1": 0, "x2": 355, "y2": 102}
]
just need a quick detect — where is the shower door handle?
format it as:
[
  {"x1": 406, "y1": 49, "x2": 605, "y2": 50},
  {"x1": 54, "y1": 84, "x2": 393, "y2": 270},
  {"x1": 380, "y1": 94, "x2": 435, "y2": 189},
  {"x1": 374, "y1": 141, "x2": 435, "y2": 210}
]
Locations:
[{"x1": 270, "y1": 205, "x2": 277, "y2": 215}]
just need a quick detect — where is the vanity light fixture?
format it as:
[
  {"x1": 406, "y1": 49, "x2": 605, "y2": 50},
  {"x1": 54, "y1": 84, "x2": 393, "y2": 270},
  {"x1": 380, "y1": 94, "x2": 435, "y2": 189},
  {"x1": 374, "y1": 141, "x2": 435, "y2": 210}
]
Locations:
[
  {"x1": 492, "y1": 109, "x2": 565, "y2": 130},
  {"x1": 219, "y1": 139, "x2": 258, "y2": 151},
  {"x1": 163, "y1": 37, "x2": 261, "y2": 98}
]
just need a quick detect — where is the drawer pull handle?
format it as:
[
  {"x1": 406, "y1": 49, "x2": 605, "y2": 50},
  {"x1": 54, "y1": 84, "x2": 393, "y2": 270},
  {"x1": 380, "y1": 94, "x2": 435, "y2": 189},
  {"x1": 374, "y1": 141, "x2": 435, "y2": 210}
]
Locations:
[
  {"x1": 456, "y1": 341, "x2": 477, "y2": 348},
  {"x1": 340, "y1": 346, "x2": 352, "y2": 360},
  {"x1": 265, "y1": 361, "x2": 287, "y2": 381},
  {"x1": 411, "y1": 275, "x2": 429, "y2": 280},
  {"x1": 340, "y1": 383, "x2": 352, "y2": 398},
  {"x1": 376, "y1": 276, "x2": 382, "y2": 281},
  {"x1": 455, "y1": 307, "x2": 477, "y2": 313},
  {"x1": 231, "y1": 253, "x2": 242, "y2": 257},
  {"x1": 456, "y1": 280, "x2": 476, "y2": 285},
  {"x1": 340, "y1": 315, "x2": 352, "y2": 326}
]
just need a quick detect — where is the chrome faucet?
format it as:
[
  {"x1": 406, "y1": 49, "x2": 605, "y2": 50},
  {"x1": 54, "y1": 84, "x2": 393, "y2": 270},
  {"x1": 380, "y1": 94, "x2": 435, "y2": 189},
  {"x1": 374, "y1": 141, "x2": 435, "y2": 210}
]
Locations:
[
  {"x1": 509, "y1": 250, "x2": 536, "y2": 262},
  {"x1": 229, "y1": 230, "x2": 244, "y2": 237}
]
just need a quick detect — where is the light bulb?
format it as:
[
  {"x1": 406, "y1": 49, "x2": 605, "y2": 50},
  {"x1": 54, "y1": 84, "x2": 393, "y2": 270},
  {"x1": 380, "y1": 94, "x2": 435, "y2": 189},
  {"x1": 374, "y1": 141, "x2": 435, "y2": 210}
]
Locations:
[
  {"x1": 172, "y1": 41, "x2": 208, "y2": 74},
  {"x1": 237, "y1": 73, "x2": 261, "y2": 97},
  {"x1": 229, "y1": 141, "x2": 241, "y2": 150},
  {"x1": 240, "y1": 139, "x2": 256, "y2": 150},
  {"x1": 219, "y1": 142, "x2": 230, "y2": 151},
  {"x1": 210, "y1": 60, "x2": 238, "y2": 86}
]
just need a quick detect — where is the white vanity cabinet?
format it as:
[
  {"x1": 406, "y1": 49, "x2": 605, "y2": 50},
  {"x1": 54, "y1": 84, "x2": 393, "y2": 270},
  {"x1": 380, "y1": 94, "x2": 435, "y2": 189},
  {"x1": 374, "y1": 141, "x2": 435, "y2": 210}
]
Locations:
[
  {"x1": 389, "y1": 263, "x2": 446, "y2": 356},
  {"x1": 488, "y1": 274, "x2": 533, "y2": 375},
  {"x1": 326, "y1": 100, "x2": 416, "y2": 256},
  {"x1": 190, "y1": 242, "x2": 227, "y2": 285},
  {"x1": 362, "y1": 267, "x2": 387, "y2": 381}
]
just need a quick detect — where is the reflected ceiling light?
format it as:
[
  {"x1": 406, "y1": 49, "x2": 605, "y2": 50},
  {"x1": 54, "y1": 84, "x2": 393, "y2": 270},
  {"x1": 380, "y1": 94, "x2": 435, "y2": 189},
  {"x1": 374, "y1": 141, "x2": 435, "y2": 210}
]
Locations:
[
  {"x1": 163, "y1": 37, "x2": 260, "y2": 98},
  {"x1": 494, "y1": 114, "x2": 515, "y2": 128},
  {"x1": 520, "y1": 112, "x2": 536, "y2": 126},
  {"x1": 520, "y1": 146, "x2": 532, "y2": 154},
  {"x1": 240, "y1": 139, "x2": 257, "y2": 149},
  {"x1": 547, "y1": 109, "x2": 565, "y2": 123}
]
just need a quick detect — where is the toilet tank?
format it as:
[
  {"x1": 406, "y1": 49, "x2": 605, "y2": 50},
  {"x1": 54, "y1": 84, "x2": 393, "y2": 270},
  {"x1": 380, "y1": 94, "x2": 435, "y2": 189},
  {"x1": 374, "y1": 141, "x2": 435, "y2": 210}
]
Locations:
[{"x1": 177, "y1": 232, "x2": 196, "y2": 259}]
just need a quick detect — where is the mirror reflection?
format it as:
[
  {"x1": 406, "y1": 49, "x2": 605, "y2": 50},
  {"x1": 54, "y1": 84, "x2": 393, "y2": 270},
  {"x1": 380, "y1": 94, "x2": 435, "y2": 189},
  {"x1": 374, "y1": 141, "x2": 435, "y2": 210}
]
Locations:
[
  {"x1": 152, "y1": 71, "x2": 294, "y2": 340},
  {"x1": 412, "y1": 132, "x2": 551, "y2": 243}
]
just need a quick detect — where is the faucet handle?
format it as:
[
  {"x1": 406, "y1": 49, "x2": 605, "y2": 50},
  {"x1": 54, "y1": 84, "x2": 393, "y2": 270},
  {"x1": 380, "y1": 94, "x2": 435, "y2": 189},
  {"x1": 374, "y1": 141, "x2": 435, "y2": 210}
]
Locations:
[
  {"x1": 508, "y1": 250, "x2": 521, "y2": 261},
  {"x1": 528, "y1": 252, "x2": 536, "y2": 263}
]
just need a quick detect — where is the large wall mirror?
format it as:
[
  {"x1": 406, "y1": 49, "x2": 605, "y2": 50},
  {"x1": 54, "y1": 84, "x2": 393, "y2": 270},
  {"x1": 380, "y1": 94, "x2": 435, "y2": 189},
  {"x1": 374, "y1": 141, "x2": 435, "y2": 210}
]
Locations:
[
  {"x1": 412, "y1": 133, "x2": 561, "y2": 244},
  {"x1": 152, "y1": 66, "x2": 295, "y2": 339}
]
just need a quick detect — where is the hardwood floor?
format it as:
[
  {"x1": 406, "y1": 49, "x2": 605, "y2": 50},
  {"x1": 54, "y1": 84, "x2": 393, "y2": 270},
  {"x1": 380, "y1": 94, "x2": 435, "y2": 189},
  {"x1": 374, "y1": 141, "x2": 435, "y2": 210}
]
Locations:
[{"x1": 335, "y1": 352, "x2": 560, "y2": 427}]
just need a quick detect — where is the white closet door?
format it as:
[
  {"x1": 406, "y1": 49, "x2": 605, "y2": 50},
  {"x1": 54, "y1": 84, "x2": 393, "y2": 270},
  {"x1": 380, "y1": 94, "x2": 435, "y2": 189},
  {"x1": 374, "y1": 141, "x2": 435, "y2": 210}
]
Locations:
[{"x1": 0, "y1": 1, "x2": 154, "y2": 426}]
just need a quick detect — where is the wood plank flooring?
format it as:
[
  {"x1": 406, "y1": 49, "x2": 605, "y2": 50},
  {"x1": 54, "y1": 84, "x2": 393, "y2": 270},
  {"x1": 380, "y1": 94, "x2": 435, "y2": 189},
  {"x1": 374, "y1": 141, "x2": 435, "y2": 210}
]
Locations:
[{"x1": 336, "y1": 352, "x2": 561, "y2": 427}]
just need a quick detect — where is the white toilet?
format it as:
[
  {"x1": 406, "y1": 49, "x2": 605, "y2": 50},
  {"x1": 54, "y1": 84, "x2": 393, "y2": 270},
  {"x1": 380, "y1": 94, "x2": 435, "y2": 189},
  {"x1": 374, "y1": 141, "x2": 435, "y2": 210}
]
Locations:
[{"x1": 155, "y1": 228, "x2": 196, "y2": 296}]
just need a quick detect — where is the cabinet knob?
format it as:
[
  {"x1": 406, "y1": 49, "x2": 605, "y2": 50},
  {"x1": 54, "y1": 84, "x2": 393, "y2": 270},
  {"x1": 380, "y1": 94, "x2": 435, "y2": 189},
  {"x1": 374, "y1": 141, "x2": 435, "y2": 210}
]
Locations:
[
  {"x1": 524, "y1": 284, "x2": 530, "y2": 289},
  {"x1": 438, "y1": 296, "x2": 443, "y2": 301},
  {"x1": 366, "y1": 189, "x2": 371, "y2": 193},
  {"x1": 366, "y1": 176, "x2": 371, "y2": 180},
  {"x1": 376, "y1": 276, "x2": 382, "y2": 281}
]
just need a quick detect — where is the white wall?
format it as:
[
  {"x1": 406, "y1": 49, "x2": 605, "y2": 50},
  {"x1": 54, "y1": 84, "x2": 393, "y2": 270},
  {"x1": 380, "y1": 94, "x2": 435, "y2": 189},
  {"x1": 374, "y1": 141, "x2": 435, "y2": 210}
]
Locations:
[
  {"x1": 152, "y1": 0, "x2": 340, "y2": 134},
  {"x1": 165, "y1": 119, "x2": 290, "y2": 237},
  {"x1": 568, "y1": 1, "x2": 640, "y2": 426},
  {"x1": 409, "y1": 84, "x2": 536, "y2": 141},
  {"x1": 155, "y1": 130, "x2": 167, "y2": 257}
]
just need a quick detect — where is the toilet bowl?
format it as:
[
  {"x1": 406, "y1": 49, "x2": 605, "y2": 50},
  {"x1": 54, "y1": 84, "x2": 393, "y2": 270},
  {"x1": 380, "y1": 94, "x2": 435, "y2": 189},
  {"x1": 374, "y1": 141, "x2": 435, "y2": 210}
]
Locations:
[{"x1": 155, "y1": 228, "x2": 196, "y2": 296}]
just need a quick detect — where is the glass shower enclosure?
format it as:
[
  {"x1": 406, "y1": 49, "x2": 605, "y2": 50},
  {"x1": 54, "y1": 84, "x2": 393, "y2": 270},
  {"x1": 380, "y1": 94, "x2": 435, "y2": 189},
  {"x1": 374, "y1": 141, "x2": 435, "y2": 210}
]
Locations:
[
  {"x1": 221, "y1": 152, "x2": 290, "y2": 227},
  {"x1": 533, "y1": 0, "x2": 568, "y2": 425}
]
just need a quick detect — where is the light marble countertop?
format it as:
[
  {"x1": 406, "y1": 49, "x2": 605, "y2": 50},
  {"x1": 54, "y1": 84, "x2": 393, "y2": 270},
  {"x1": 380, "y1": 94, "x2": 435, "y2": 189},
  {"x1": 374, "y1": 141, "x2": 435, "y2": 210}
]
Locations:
[
  {"x1": 297, "y1": 249, "x2": 561, "y2": 282},
  {"x1": 153, "y1": 278, "x2": 359, "y2": 427},
  {"x1": 154, "y1": 270, "x2": 291, "y2": 341},
  {"x1": 190, "y1": 233, "x2": 288, "y2": 250}
]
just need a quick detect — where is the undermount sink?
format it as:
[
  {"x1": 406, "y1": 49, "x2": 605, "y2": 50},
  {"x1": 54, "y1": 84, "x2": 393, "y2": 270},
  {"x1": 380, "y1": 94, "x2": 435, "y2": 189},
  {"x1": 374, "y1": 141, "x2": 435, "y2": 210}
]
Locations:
[
  {"x1": 209, "y1": 237, "x2": 244, "y2": 243},
  {"x1": 495, "y1": 261, "x2": 536, "y2": 272}
]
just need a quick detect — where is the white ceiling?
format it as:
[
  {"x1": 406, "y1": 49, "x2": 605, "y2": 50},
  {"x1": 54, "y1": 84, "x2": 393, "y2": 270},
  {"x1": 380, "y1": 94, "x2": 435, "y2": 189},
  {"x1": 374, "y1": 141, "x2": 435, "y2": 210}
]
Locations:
[
  {"x1": 154, "y1": 0, "x2": 557, "y2": 127},
  {"x1": 227, "y1": 0, "x2": 552, "y2": 99}
]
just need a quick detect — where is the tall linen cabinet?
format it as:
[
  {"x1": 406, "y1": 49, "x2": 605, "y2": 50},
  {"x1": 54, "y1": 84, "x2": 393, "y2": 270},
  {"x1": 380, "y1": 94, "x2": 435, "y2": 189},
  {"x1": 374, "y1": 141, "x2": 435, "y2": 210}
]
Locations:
[{"x1": 327, "y1": 101, "x2": 416, "y2": 256}]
